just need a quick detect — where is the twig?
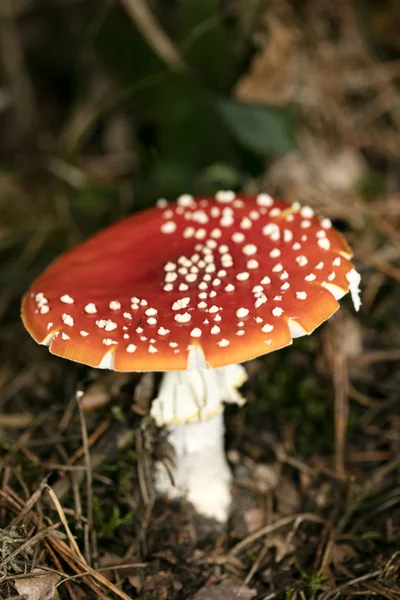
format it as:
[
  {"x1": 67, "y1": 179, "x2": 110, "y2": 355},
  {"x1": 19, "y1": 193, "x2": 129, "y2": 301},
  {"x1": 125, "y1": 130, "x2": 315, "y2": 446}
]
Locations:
[
  {"x1": 119, "y1": 0, "x2": 186, "y2": 72},
  {"x1": 229, "y1": 513, "x2": 325, "y2": 555},
  {"x1": 76, "y1": 392, "x2": 94, "y2": 566},
  {"x1": 320, "y1": 565, "x2": 397, "y2": 599},
  {"x1": 331, "y1": 318, "x2": 349, "y2": 478}
]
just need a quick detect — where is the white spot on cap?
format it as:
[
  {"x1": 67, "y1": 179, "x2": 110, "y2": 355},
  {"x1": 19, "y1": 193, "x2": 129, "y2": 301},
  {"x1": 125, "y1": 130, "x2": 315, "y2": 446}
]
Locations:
[
  {"x1": 240, "y1": 217, "x2": 252, "y2": 229},
  {"x1": 61, "y1": 332, "x2": 70, "y2": 340},
  {"x1": 305, "y1": 273, "x2": 316, "y2": 282},
  {"x1": 80, "y1": 330, "x2": 89, "y2": 337},
  {"x1": 126, "y1": 344, "x2": 137, "y2": 353},
  {"x1": 217, "y1": 339, "x2": 230, "y2": 347},
  {"x1": 256, "y1": 193, "x2": 273, "y2": 207},
  {"x1": 148, "y1": 344, "x2": 158, "y2": 354},
  {"x1": 300, "y1": 206, "x2": 314, "y2": 218},
  {"x1": 272, "y1": 263, "x2": 283, "y2": 273},
  {"x1": 272, "y1": 307, "x2": 284, "y2": 317},
  {"x1": 247, "y1": 259, "x2": 259, "y2": 269},
  {"x1": 261, "y1": 276, "x2": 271, "y2": 285},
  {"x1": 103, "y1": 338, "x2": 117, "y2": 346},
  {"x1": 225, "y1": 284, "x2": 235, "y2": 292},
  {"x1": 261, "y1": 324, "x2": 274, "y2": 333},
  {"x1": 211, "y1": 325, "x2": 220, "y2": 334},
  {"x1": 177, "y1": 193, "x2": 194, "y2": 207},
  {"x1": 283, "y1": 229, "x2": 293, "y2": 242},
  {"x1": 123, "y1": 312, "x2": 132, "y2": 319},
  {"x1": 172, "y1": 297, "x2": 190, "y2": 311},
  {"x1": 296, "y1": 291, "x2": 307, "y2": 300},
  {"x1": 270, "y1": 208, "x2": 281, "y2": 217},
  {"x1": 232, "y1": 232, "x2": 245, "y2": 243},
  {"x1": 318, "y1": 237, "x2": 331, "y2": 250},
  {"x1": 215, "y1": 190, "x2": 235, "y2": 202},
  {"x1": 190, "y1": 328, "x2": 202, "y2": 337},
  {"x1": 296, "y1": 256, "x2": 308, "y2": 267},
  {"x1": 174, "y1": 312, "x2": 191, "y2": 323},
  {"x1": 62, "y1": 313, "x2": 74, "y2": 327},
  {"x1": 269, "y1": 249, "x2": 281, "y2": 258},
  {"x1": 208, "y1": 305, "x2": 220, "y2": 314},
  {"x1": 301, "y1": 220, "x2": 311, "y2": 229},
  {"x1": 321, "y1": 218, "x2": 332, "y2": 229},
  {"x1": 164, "y1": 262, "x2": 176, "y2": 272},
  {"x1": 236, "y1": 307, "x2": 249, "y2": 318},
  {"x1": 158, "y1": 327, "x2": 170, "y2": 336},
  {"x1": 161, "y1": 221, "x2": 177, "y2": 234},
  {"x1": 254, "y1": 295, "x2": 267, "y2": 308},
  {"x1": 237, "y1": 272, "x2": 250, "y2": 281},
  {"x1": 243, "y1": 244, "x2": 257, "y2": 256},
  {"x1": 61, "y1": 294, "x2": 74, "y2": 304},
  {"x1": 40, "y1": 305, "x2": 50, "y2": 314},
  {"x1": 183, "y1": 227, "x2": 195, "y2": 239},
  {"x1": 145, "y1": 307, "x2": 158, "y2": 316},
  {"x1": 109, "y1": 301, "x2": 121, "y2": 310},
  {"x1": 85, "y1": 303, "x2": 97, "y2": 314}
]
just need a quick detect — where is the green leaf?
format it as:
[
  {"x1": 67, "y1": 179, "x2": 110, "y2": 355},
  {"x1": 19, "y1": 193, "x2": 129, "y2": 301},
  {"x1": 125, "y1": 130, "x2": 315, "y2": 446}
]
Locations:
[{"x1": 215, "y1": 98, "x2": 296, "y2": 155}]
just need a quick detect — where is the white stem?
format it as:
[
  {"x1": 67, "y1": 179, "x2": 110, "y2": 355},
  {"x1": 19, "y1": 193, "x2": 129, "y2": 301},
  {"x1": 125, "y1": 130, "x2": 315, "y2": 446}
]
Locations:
[
  {"x1": 154, "y1": 412, "x2": 231, "y2": 522},
  {"x1": 151, "y1": 363, "x2": 247, "y2": 522}
]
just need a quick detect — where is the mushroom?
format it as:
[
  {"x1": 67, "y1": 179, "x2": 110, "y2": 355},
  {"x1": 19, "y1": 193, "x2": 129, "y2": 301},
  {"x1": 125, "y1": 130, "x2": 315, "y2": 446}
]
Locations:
[{"x1": 21, "y1": 192, "x2": 361, "y2": 522}]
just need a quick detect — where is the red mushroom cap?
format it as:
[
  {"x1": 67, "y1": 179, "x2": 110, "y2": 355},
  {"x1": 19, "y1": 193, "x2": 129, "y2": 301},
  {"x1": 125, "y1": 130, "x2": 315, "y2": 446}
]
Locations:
[{"x1": 21, "y1": 192, "x2": 357, "y2": 371}]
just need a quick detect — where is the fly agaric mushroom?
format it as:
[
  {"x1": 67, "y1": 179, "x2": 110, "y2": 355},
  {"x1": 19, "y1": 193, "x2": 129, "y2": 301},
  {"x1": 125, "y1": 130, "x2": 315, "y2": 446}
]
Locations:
[{"x1": 21, "y1": 192, "x2": 361, "y2": 522}]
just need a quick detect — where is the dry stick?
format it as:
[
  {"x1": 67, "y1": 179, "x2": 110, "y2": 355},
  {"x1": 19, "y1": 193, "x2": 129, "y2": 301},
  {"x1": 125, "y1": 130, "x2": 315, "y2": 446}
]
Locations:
[
  {"x1": 229, "y1": 513, "x2": 325, "y2": 556},
  {"x1": 44, "y1": 541, "x2": 79, "y2": 600},
  {"x1": 47, "y1": 540, "x2": 112, "y2": 600},
  {"x1": 76, "y1": 393, "x2": 94, "y2": 566},
  {"x1": 68, "y1": 418, "x2": 111, "y2": 464},
  {"x1": 119, "y1": 0, "x2": 186, "y2": 72},
  {"x1": 320, "y1": 566, "x2": 397, "y2": 600},
  {"x1": 57, "y1": 562, "x2": 147, "y2": 587},
  {"x1": 242, "y1": 542, "x2": 269, "y2": 589},
  {"x1": 45, "y1": 485, "x2": 84, "y2": 562},
  {"x1": 8, "y1": 478, "x2": 48, "y2": 528},
  {"x1": 332, "y1": 320, "x2": 349, "y2": 478},
  {"x1": 49, "y1": 536, "x2": 134, "y2": 600}
]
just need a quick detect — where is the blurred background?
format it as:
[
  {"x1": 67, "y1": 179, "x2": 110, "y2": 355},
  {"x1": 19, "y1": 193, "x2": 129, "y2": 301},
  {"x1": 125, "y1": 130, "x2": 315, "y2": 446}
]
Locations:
[{"x1": 0, "y1": 1, "x2": 399, "y2": 599}]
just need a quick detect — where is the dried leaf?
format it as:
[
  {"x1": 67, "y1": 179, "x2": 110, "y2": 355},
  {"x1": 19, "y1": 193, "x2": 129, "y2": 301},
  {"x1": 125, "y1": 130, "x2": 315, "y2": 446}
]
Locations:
[
  {"x1": 191, "y1": 578, "x2": 257, "y2": 599},
  {"x1": 13, "y1": 568, "x2": 61, "y2": 600}
]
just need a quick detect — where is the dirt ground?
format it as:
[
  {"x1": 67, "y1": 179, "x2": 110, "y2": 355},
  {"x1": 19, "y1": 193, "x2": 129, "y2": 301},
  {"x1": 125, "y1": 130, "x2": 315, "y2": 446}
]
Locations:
[{"x1": 0, "y1": 1, "x2": 399, "y2": 598}]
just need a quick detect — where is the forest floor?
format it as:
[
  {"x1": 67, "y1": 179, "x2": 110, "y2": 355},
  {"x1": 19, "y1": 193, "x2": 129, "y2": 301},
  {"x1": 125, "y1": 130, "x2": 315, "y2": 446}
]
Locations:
[{"x1": 0, "y1": 1, "x2": 399, "y2": 598}]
